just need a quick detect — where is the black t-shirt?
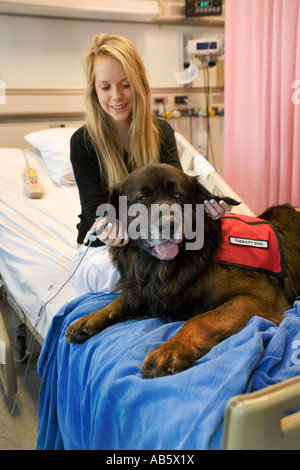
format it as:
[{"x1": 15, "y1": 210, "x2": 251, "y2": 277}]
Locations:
[{"x1": 70, "y1": 118, "x2": 182, "y2": 245}]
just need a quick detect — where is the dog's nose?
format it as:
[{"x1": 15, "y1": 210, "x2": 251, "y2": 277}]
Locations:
[{"x1": 159, "y1": 213, "x2": 175, "y2": 238}]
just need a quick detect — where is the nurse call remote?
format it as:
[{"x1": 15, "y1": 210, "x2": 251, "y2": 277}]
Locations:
[{"x1": 23, "y1": 150, "x2": 44, "y2": 199}]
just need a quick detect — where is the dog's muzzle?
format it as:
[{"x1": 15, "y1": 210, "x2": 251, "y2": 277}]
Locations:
[
  {"x1": 148, "y1": 210, "x2": 183, "y2": 259},
  {"x1": 127, "y1": 202, "x2": 184, "y2": 259}
]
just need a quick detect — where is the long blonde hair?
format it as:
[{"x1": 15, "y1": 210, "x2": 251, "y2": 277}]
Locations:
[{"x1": 84, "y1": 33, "x2": 160, "y2": 187}]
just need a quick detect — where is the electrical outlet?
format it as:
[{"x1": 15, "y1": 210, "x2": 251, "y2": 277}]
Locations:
[
  {"x1": 174, "y1": 96, "x2": 188, "y2": 104},
  {"x1": 153, "y1": 97, "x2": 167, "y2": 104}
]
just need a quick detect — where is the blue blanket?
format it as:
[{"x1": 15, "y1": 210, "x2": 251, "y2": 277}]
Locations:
[{"x1": 37, "y1": 294, "x2": 300, "y2": 450}]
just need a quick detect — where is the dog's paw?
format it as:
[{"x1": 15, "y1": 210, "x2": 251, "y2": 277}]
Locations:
[
  {"x1": 65, "y1": 316, "x2": 103, "y2": 344},
  {"x1": 140, "y1": 341, "x2": 197, "y2": 378}
]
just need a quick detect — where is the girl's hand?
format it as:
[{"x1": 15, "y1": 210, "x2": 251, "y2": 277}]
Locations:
[
  {"x1": 96, "y1": 218, "x2": 129, "y2": 247},
  {"x1": 204, "y1": 199, "x2": 231, "y2": 220}
]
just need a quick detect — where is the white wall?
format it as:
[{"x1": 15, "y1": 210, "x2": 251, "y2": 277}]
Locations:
[
  {"x1": 0, "y1": 14, "x2": 224, "y2": 89},
  {"x1": 0, "y1": 14, "x2": 225, "y2": 173}
]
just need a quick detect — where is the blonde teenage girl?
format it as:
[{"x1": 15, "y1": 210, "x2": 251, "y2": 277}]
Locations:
[{"x1": 70, "y1": 34, "x2": 228, "y2": 295}]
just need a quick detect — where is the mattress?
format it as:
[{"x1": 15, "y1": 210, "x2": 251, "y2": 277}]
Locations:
[{"x1": 0, "y1": 148, "x2": 80, "y2": 340}]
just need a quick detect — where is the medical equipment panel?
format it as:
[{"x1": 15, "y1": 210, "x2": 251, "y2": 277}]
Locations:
[{"x1": 185, "y1": 0, "x2": 222, "y2": 17}]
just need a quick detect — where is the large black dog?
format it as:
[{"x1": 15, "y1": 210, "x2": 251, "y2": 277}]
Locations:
[{"x1": 66, "y1": 164, "x2": 300, "y2": 378}]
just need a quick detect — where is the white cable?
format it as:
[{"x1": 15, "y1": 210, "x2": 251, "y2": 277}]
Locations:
[{"x1": 10, "y1": 235, "x2": 95, "y2": 415}]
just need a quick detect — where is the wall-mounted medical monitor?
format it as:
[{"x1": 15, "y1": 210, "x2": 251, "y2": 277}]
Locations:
[{"x1": 185, "y1": 0, "x2": 222, "y2": 17}]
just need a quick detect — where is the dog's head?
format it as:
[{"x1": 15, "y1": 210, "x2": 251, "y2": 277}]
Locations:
[{"x1": 99, "y1": 164, "x2": 239, "y2": 260}]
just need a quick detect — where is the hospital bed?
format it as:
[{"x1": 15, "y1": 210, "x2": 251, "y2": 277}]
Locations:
[
  {"x1": 0, "y1": 126, "x2": 81, "y2": 393},
  {"x1": 0, "y1": 127, "x2": 300, "y2": 450}
]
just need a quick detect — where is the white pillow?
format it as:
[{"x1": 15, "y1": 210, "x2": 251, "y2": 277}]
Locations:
[{"x1": 25, "y1": 127, "x2": 78, "y2": 186}]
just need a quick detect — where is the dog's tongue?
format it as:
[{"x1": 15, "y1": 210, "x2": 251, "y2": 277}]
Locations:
[{"x1": 155, "y1": 241, "x2": 179, "y2": 259}]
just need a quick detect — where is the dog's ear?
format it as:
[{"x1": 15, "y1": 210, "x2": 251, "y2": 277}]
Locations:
[
  {"x1": 109, "y1": 183, "x2": 122, "y2": 211},
  {"x1": 95, "y1": 181, "x2": 123, "y2": 223},
  {"x1": 107, "y1": 182, "x2": 124, "y2": 222},
  {"x1": 191, "y1": 176, "x2": 240, "y2": 207}
]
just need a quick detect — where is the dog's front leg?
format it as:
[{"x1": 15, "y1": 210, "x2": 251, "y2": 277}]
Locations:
[
  {"x1": 140, "y1": 295, "x2": 284, "y2": 378},
  {"x1": 65, "y1": 295, "x2": 125, "y2": 344}
]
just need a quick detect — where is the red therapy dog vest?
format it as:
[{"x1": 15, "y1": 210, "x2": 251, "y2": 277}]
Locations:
[{"x1": 212, "y1": 214, "x2": 286, "y2": 279}]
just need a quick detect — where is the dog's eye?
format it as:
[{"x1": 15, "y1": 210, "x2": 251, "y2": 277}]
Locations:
[
  {"x1": 139, "y1": 195, "x2": 148, "y2": 202},
  {"x1": 174, "y1": 192, "x2": 182, "y2": 200}
]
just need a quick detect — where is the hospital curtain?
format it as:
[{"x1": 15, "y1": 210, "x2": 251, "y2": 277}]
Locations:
[{"x1": 224, "y1": 0, "x2": 300, "y2": 215}]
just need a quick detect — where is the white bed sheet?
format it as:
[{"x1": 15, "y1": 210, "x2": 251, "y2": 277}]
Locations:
[{"x1": 0, "y1": 148, "x2": 81, "y2": 340}]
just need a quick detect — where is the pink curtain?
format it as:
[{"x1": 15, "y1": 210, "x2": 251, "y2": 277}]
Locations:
[{"x1": 224, "y1": 0, "x2": 300, "y2": 215}]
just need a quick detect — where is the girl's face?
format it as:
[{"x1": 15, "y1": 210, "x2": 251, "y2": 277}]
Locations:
[{"x1": 94, "y1": 55, "x2": 133, "y2": 125}]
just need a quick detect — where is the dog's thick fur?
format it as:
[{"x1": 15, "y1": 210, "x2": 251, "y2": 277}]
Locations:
[{"x1": 66, "y1": 164, "x2": 300, "y2": 378}]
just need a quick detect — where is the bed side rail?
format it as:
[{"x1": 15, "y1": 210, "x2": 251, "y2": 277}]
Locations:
[{"x1": 175, "y1": 132, "x2": 255, "y2": 217}]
